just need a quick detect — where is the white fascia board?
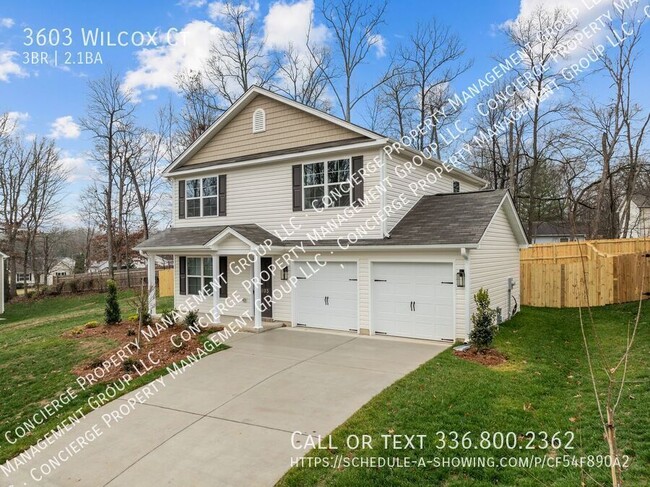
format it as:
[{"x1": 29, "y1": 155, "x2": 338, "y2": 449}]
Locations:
[
  {"x1": 204, "y1": 227, "x2": 256, "y2": 249},
  {"x1": 164, "y1": 139, "x2": 389, "y2": 178}
]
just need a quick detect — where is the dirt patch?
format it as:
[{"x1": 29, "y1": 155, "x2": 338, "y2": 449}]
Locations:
[
  {"x1": 66, "y1": 320, "x2": 224, "y2": 383},
  {"x1": 454, "y1": 347, "x2": 507, "y2": 366}
]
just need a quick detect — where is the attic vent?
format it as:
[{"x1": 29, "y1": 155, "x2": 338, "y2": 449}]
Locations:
[{"x1": 252, "y1": 108, "x2": 266, "y2": 133}]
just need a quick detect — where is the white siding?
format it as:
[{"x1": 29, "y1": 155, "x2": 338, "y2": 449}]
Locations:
[
  {"x1": 384, "y1": 154, "x2": 484, "y2": 232},
  {"x1": 172, "y1": 150, "x2": 385, "y2": 240},
  {"x1": 470, "y1": 204, "x2": 521, "y2": 323}
]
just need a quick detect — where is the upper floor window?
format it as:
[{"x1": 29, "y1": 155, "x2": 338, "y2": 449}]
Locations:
[
  {"x1": 252, "y1": 108, "x2": 266, "y2": 133},
  {"x1": 452, "y1": 181, "x2": 460, "y2": 193},
  {"x1": 186, "y1": 177, "x2": 219, "y2": 217},
  {"x1": 303, "y1": 159, "x2": 351, "y2": 209}
]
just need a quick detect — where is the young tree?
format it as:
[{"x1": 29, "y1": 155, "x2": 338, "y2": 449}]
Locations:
[
  {"x1": 105, "y1": 279, "x2": 121, "y2": 325},
  {"x1": 469, "y1": 288, "x2": 497, "y2": 352}
]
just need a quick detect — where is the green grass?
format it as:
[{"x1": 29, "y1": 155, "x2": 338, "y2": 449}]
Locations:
[
  {"x1": 278, "y1": 303, "x2": 650, "y2": 487},
  {"x1": 0, "y1": 291, "x2": 225, "y2": 464}
]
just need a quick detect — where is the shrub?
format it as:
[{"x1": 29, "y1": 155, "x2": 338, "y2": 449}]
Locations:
[
  {"x1": 469, "y1": 288, "x2": 497, "y2": 352},
  {"x1": 126, "y1": 329, "x2": 136, "y2": 336},
  {"x1": 105, "y1": 280, "x2": 121, "y2": 325},
  {"x1": 127, "y1": 314, "x2": 139, "y2": 322},
  {"x1": 84, "y1": 321, "x2": 99, "y2": 329},
  {"x1": 159, "y1": 308, "x2": 177, "y2": 326},
  {"x1": 25, "y1": 290, "x2": 34, "y2": 299},
  {"x1": 122, "y1": 358, "x2": 137, "y2": 373},
  {"x1": 185, "y1": 310, "x2": 199, "y2": 328},
  {"x1": 70, "y1": 326, "x2": 85, "y2": 336}
]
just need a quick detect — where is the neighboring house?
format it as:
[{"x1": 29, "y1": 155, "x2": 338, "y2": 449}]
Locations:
[
  {"x1": 132, "y1": 255, "x2": 173, "y2": 270},
  {"x1": 16, "y1": 270, "x2": 42, "y2": 286},
  {"x1": 88, "y1": 261, "x2": 110, "y2": 274},
  {"x1": 0, "y1": 252, "x2": 7, "y2": 314},
  {"x1": 47, "y1": 257, "x2": 76, "y2": 285},
  {"x1": 628, "y1": 194, "x2": 650, "y2": 238},
  {"x1": 531, "y1": 222, "x2": 587, "y2": 244},
  {"x1": 135, "y1": 86, "x2": 528, "y2": 342}
]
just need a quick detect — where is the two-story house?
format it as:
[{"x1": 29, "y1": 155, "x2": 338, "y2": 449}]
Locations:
[{"x1": 135, "y1": 86, "x2": 528, "y2": 342}]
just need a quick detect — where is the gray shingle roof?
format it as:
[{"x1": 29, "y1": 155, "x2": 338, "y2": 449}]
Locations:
[
  {"x1": 134, "y1": 224, "x2": 282, "y2": 250},
  {"x1": 135, "y1": 190, "x2": 511, "y2": 250}
]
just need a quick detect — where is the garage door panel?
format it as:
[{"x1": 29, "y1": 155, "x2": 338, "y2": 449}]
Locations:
[
  {"x1": 295, "y1": 262, "x2": 358, "y2": 331},
  {"x1": 372, "y1": 262, "x2": 454, "y2": 341}
]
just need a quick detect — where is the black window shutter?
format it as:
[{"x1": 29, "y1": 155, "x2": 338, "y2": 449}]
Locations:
[
  {"x1": 292, "y1": 164, "x2": 302, "y2": 211},
  {"x1": 179, "y1": 257, "x2": 186, "y2": 295},
  {"x1": 178, "y1": 180, "x2": 186, "y2": 219},
  {"x1": 352, "y1": 156, "x2": 364, "y2": 207},
  {"x1": 218, "y1": 175, "x2": 227, "y2": 216},
  {"x1": 219, "y1": 256, "x2": 228, "y2": 298}
]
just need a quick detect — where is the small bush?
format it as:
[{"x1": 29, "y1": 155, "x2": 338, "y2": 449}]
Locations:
[
  {"x1": 89, "y1": 357, "x2": 104, "y2": 369},
  {"x1": 70, "y1": 326, "x2": 85, "y2": 336},
  {"x1": 126, "y1": 329, "x2": 136, "y2": 336},
  {"x1": 84, "y1": 321, "x2": 99, "y2": 329},
  {"x1": 138, "y1": 310, "x2": 153, "y2": 327},
  {"x1": 67, "y1": 279, "x2": 80, "y2": 293},
  {"x1": 127, "y1": 314, "x2": 139, "y2": 322},
  {"x1": 25, "y1": 290, "x2": 34, "y2": 299},
  {"x1": 172, "y1": 340, "x2": 186, "y2": 352},
  {"x1": 159, "y1": 308, "x2": 177, "y2": 326},
  {"x1": 105, "y1": 279, "x2": 121, "y2": 325},
  {"x1": 469, "y1": 288, "x2": 497, "y2": 352},
  {"x1": 185, "y1": 310, "x2": 199, "y2": 328},
  {"x1": 122, "y1": 358, "x2": 137, "y2": 373}
]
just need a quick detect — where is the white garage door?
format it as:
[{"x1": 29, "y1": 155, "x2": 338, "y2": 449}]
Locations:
[
  {"x1": 371, "y1": 262, "x2": 454, "y2": 341},
  {"x1": 294, "y1": 261, "x2": 358, "y2": 331}
]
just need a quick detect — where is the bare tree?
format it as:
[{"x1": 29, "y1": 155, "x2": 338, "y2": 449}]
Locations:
[
  {"x1": 312, "y1": 0, "x2": 393, "y2": 121},
  {"x1": 272, "y1": 44, "x2": 332, "y2": 111},
  {"x1": 80, "y1": 70, "x2": 135, "y2": 279},
  {"x1": 401, "y1": 20, "x2": 472, "y2": 151},
  {"x1": 504, "y1": 6, "x2": 578, "y2": 235}
]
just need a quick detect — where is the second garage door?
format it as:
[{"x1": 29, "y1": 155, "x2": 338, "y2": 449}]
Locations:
[
  {"x1": 294, "y1": 261, "x2": 358, "y2": 331},
  {"x1": 371, "y1": 262, "x2": 454, "y2": 341}
]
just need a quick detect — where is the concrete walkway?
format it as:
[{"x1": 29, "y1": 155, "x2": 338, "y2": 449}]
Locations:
[{"x1": 3, "y1": 328, "x2": 448, "y2": 487}]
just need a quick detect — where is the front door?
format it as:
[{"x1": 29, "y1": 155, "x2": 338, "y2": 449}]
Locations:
[{"x1": 261, "y1": 257, "x2": 273, "y2": 318}]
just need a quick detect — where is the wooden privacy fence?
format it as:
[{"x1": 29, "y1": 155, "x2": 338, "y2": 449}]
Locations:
[
  {"x1": 53, "y1": 269, "x2": 164, "y2": 294},
  {"x1": 521, "y1": 238, "x2": 650, "y2": 308}
]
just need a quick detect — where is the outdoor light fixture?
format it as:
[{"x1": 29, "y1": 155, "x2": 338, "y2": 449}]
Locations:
[
  {"x1": 456, "y1": 269, "x2": 465, "y2": 288},
  {"x1": 281, "y1": 266, "x2": 289, "y2": 281}
]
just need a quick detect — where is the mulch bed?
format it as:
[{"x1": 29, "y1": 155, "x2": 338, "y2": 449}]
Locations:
[
  {"x1": 65, "y1": 320, "x2": 224, "y2": 383},
  {"x1": 454, "y1": 347, "x2": 508, "y2": 366}
]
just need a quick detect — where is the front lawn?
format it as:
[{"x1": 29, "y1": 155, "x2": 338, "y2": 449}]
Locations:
[
  {"x1": 278, "y1": 303, "x2": 650, "y2": 486},
  {"x1": 0, "y1": 291, "x2": 222, "y2": 464}
]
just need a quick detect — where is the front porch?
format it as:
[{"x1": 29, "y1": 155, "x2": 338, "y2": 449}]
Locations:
[{"x1": 135, "y1": 225, "x2": 289, "y2": 331}]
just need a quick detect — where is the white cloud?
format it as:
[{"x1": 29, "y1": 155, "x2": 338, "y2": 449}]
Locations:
[
  {"x1": 49, "y1": 115, "x2": 81, "y2": 139},
  {"x1": 264, "y1": 0, "x2": 328, "y2": 53},
  {"x1": 0, "y1": 50, "x2": 27, "y2": 82},
  {"x1": 6, "y1": 111, "x2": 29, "y2": 132},
  {"x1": 179, "y1": 0, "x2": 207, "y2": 7},
  {"x1": 208, "y1": 1, "x2": 259, "y2": 22},
  {"x1": 0, "y1": 18, "x2": 14, "y2": 28},
  {"x1": 59, "y1": 152, "x2": 94, "y2": 182},
  {"x1": 123, "y1": 20, "x2": 225, "y2": 96},
  {"x1": 368, "y1": 34, "x2": 386, "y2": 58}
]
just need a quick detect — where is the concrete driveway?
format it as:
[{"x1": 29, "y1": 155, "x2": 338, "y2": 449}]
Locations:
[{"x1": 3, "y1": 328, "x2": 448, "y2": 487}]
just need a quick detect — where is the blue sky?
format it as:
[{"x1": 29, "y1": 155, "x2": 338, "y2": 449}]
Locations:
[{"x1": 1, "y1": 0, "x2": 648, "y2": 225}]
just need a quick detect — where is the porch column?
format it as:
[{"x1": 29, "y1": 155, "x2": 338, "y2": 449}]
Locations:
[
  {"x1": 147, "y1": 253, "x2": 157, "y2": 316},
  {"x1": 253, "y1": 256, "x2": 263, "y2": 329},
  {"x1": 211, "y1": 253, "x2": 221, "y2": 324}
]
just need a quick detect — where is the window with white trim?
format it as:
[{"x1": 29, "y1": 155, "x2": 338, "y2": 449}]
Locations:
[
  {"x1": 186, "y1": 257, "x2": 213, "y2": 295},
  {"x1": 186, "y1": 177, "x2": 218, "y2": 217},
  {"x1": 303, "y1": 159, "x2": 351, "y2": 209},
  {"x1": 252, "y1": 108, "x2": 266, "y2": 133}
]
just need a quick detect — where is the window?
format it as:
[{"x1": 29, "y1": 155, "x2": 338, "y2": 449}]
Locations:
[
  {"x1": 303, "y1": 159, "x2": 351, "y2": 209},
  {"x1": 186, "y1": 177, "x2": 219, "y2": 217},
  {"x1": 452, "y1": 181, "x2": 460, "y2": 193},
  {"x1": 186, "y1": 257, "x2": 213, "y2": 295},
  {"x1": 559, "y1": 237, "x2": 570, "y2": 243},
  {"x1": 252, "y1": 108, "x2": 266, "y2": 133}
]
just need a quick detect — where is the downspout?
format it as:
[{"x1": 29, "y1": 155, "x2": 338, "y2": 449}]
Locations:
[
  {"x1": 380, "y1": 149, "x2": 388, "y2": 237},
  {"x1": 461, "y1": 247, "x2": 471, "y2": 340}
]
